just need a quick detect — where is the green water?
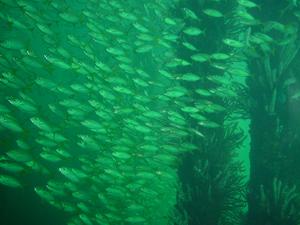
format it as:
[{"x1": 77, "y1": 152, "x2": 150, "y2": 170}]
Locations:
[{"x1": 0, "y1": 0, "x2": 299, "y2": 225}]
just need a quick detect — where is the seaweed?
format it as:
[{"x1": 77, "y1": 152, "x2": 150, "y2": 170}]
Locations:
[{"x1": 254, "y1": 178, "x2": 300, "y2": 225}]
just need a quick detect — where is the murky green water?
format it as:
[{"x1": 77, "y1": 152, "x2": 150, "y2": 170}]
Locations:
[{"x1": 0, "y1": 0, "x2": 299, "y2": 225}]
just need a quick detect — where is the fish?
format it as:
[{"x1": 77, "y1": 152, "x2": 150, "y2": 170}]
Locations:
[
  {"x1": 0, "y1": 114, "x2": 23, "y2": 132},
  {"x1": 0, "y1": 162, "x2": 24, "y2": 173},
  {"x1": 182, "y1": 41, "x2": 198, "y2": 51},
  {"x1": 180, "y1": 73, "x2": 200, "y2": 82},
  {"x1": 0, "y1": 39, "x2": 25, "y2": 50},
  {"x1": 181, "y1": 106, "x2": 199, "y2": 113},
  {"x1": 133, "y1": 23, "x2": 149, "y2": 33},
  {"x1": 183, "y1": 27, "x2": 204, "y2": 36},
  {"x1": 35, "y1": 77, "x2": 56, "y2": 89},
  {"x1": 119, "y1": 11, "x2": 137, "y2": 21},
  {"x1": 238, "y1": 0, "x2": 258, "y2": 8},
  {"x1": 0, "y1": 175, "x2": 22, "y2": 188},
  {"x1": 227, "y1": 68, "x2": 250, "y2": 77},
  {"x1": 195, "y1": 88, "x2": 212, "y2": 97},
  {"x1": 223, "y1": 38, "x2": 245, "y2": 48},
  {"x1": 191, "y1": 53, "x2": 210, "y2": 62},
  {"x1": 6, "y1": 150, "x2": 32, "y2": 162},
  {"x1": 34, "y1": 187, "x2": 55, "y2": 202},
  {"x1": 125, "y1": 216, "x2": 146, "y2": 223},
  {"x1": 59, "y1": 168, "x2": 81, "y2": 183},
  {"x1": 36, "y1": 23, "x2": 54, "y2": 35},
  {"x1": 198, "y1": 120, "x2": 221, "y2": 128},
  {"x1": 59, "y1": 12, "x2": 80, "y2": 23},
  {"x1": 211, "y1": 53, "x2": 230, "y2": 60},
  {"x1": 183, "y1": 8, "x2": 199, "y2": 21},
  {"x1": 164, "y1": 17, "x2": 177, "y2": 25},
  {"x1": 40, "y1": 151, "x2": 62, "y2": 163},
  {"x1": 136, "y1": 44, "x2": 153, "y2": 53},
  {"x1": 165, "y1": 87, "x2": 187, "y2": 98},
  {"x1": 291, "y1": 91, "x2": 300, "y2": 100},
  {"x1": 7, "y1": 97, "x2": 37, "y2": 114},
  {"x1": 112, "y1": 152, "x2": 131, "y2": 160},
  {"x1": 0, "y1": 1, "x2": 235, "y2": 224},
  {"x1": 30, "y1": 117, "x2": 52, "y2": 131},
  {"x1": 203, "y1": 9, "x2": 223, "y2": 18},
  {"x1": 44, "y1": 55, "x2": 71, "y2": 70}
]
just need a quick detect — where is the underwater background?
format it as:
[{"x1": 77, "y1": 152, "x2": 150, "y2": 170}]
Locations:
[{"x1": 0, "y1": 0, "x2": 300, "y2": 225}]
